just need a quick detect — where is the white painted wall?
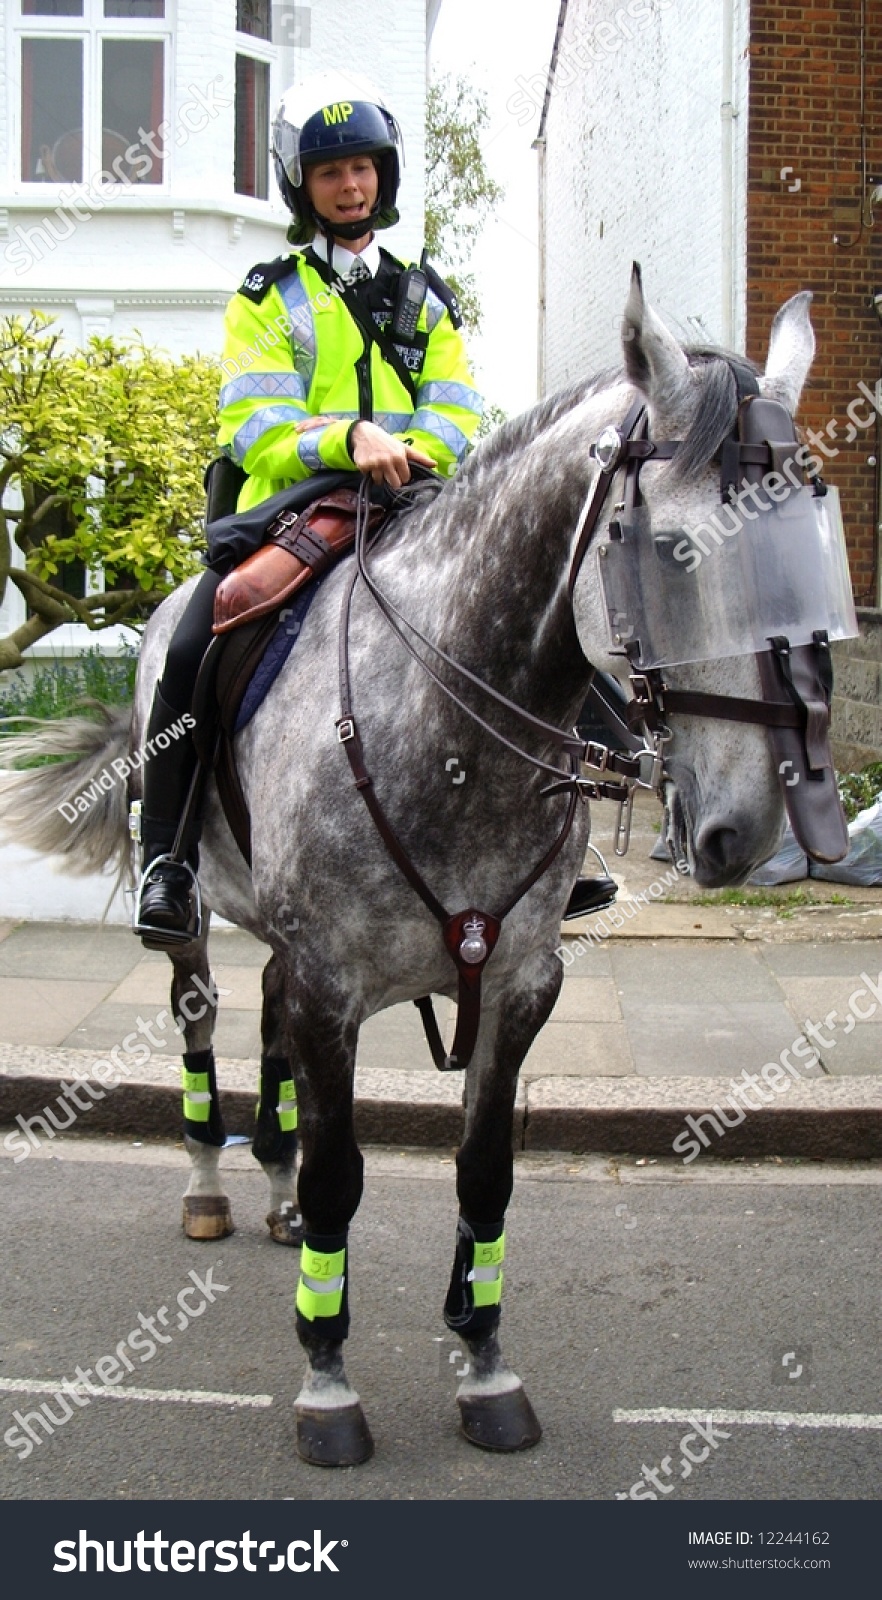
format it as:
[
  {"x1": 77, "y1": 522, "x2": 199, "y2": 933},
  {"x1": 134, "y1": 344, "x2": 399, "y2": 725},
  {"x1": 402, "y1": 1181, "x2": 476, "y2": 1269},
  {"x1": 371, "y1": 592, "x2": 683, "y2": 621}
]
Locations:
[
  {"x1": 539, "y1": 0, "x2": 750, "y2": 394},
  {"x1": 0, "y1": 0, "x2": 436, "y2": 655},
  {"x1": 0, "y1": 840, "x2": 130, "y2": 924},
  {"x1": 0, "y1": 0, "x2": 433, "y2": 349}
]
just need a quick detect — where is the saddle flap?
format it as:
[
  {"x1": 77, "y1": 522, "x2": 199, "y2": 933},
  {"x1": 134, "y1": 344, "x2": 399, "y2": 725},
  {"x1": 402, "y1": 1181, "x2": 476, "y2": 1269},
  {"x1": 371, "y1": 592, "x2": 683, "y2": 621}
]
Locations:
[{"x1": 212, "y1": 491, "x2": 384, "y2": 635}]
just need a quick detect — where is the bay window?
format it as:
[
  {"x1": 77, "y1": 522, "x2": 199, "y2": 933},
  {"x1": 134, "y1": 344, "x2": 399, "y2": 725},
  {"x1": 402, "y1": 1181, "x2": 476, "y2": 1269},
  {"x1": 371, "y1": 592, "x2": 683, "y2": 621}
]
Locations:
[{"x1": 17, "y1": 0, "x2": 169, "y2": 185}]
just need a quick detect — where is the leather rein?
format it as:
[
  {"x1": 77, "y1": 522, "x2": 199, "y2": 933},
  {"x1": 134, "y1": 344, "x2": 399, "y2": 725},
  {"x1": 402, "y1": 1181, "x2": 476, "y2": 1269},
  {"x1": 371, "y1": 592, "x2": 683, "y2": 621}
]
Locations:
[
  {"x1": 336, "y1": 388, "x2": 828, "y2": 1072},
  {"x1": 335, "y1": 469, "x2": 655, "y2": 1073}
]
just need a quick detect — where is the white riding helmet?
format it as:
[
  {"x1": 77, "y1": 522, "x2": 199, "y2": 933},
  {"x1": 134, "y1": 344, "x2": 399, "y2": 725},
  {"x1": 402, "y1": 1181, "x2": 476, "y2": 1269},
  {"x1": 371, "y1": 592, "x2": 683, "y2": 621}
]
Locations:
[{"x1": 272, "y1": 72, "x2": 404, "y2": 244}]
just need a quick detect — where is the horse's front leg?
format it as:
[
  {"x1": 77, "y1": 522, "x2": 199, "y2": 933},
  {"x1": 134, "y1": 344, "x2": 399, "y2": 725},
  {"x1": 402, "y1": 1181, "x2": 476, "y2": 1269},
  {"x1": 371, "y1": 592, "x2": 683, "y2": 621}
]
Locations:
[
  {"x1": 283, "y1": 976, "x2": 372, "y2": 1467},
  {"x1": 168, "y1": 924, "x2": 234, "y2": 1241},
  {"x1": 445, "y1": 949, "x2": 564, "y2": 1452},
  {"x1": 253, "y1": 953, "x2": 303, "y2": 1245}
]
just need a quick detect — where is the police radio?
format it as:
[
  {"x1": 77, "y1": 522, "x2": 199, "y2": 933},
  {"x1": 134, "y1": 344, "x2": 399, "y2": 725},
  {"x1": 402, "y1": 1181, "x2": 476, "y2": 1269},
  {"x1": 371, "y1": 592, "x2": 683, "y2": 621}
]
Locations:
[{"x1": 392, "y1": 266, "x2": 428, "y2": 341}]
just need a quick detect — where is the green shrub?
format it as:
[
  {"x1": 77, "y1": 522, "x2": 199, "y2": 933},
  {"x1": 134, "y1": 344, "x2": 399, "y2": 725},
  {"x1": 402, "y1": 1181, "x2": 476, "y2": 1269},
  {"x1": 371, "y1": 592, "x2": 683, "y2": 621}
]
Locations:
[
  {"x1": 838, "y1": 763, "x2": 882, "y2": 823},
  {"x1": 0, "y1": 645, "x2": 136, "y2": 728}
]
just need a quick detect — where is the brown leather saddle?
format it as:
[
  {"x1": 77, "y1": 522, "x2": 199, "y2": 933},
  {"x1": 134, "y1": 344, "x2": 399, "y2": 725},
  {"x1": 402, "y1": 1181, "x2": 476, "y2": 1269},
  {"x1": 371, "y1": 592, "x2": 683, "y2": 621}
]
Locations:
[
  {"x1": 191, "y1": 465, "x2": 445, "y2": 865},
  {"x1": 212, "y1": 487, "x2": 384, "y2": 634}
]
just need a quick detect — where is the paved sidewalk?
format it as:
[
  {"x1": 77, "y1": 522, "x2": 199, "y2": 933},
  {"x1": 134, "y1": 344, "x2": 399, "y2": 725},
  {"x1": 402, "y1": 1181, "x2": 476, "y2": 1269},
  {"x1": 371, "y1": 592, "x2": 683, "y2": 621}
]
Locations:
[
  {"x1": 0, "y1": 913, "x2": 881, "y2": 1078},
  {"x1": 0, "y1": 912, "x2": 880, "y2": 1157}
]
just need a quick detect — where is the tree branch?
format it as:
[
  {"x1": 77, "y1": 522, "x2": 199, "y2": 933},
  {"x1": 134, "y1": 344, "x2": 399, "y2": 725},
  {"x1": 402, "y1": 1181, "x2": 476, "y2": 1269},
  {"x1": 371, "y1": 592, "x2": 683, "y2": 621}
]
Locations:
[{"x1": 0, "y1": 613, "x2": 64, "y2": 672}]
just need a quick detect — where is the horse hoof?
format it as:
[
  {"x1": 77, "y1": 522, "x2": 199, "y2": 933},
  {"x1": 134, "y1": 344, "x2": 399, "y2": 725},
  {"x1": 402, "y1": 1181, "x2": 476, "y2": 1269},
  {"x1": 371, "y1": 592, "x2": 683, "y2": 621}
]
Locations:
[
  {"x1": 457, "y1": 1387, "x2": 542, "y2": 1452},
  {"x1": 266, "y1": 1206, "x2": 305, "y2": 1246},
  {"x1": 295, "y1": 1403, "x2": 374, "y2": 1468},
  {"x1": 182, "y1": 1196, "x2": 234, "y2": 1240}
]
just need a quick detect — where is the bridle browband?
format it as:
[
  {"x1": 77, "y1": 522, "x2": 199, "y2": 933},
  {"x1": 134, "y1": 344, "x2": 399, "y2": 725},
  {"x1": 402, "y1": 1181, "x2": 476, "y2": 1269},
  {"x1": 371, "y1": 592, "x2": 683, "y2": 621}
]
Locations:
[{"x1": 336, "y1": 368, "x2": 842, "y2": 1069}]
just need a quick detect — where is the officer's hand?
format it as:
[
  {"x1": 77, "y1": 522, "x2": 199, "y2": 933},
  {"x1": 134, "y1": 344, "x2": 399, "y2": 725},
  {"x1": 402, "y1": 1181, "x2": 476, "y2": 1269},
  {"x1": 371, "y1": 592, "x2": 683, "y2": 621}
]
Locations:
[{"x1": 350, "y1": 420, "x2": 435, "y2": 489}]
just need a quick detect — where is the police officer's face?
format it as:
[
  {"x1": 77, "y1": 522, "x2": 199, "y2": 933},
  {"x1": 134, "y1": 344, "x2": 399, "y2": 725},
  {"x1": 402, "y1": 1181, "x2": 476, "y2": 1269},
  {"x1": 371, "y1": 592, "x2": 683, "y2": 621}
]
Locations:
[{"x1": 305, "y1": 156, "x2": 379, "y2": 235}]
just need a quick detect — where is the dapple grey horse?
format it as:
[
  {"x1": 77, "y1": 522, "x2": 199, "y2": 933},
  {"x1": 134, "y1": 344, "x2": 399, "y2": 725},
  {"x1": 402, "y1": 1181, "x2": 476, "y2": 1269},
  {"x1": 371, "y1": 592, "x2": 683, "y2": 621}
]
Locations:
[{"x1": 0, "y1": 271, "x2": 822, "y2": 1464}]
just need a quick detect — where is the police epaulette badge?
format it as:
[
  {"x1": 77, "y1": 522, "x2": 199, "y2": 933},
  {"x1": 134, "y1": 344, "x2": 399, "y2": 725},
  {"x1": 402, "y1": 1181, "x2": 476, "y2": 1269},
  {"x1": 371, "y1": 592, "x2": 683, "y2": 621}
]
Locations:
[{"x1": 237, "y1": 256, "x2": 299, "y2": 304}]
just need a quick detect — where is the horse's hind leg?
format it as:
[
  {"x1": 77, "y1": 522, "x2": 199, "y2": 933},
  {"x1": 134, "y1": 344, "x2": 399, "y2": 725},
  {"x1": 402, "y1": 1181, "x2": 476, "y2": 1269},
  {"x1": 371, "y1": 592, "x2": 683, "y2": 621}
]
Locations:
[
  {"x1": 254, "y1": 954, "x2": 303, "y2": 1246},
  {"x1": 445, "y1": 954, "x2": 564, "y2": 1452},
  {"x1": 168, "y1": 924, "x2": 234, "y2": 1241}
]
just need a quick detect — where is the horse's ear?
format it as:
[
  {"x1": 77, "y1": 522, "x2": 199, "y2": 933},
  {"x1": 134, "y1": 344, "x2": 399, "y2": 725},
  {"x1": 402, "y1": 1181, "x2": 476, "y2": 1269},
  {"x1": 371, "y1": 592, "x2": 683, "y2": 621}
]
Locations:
[
  {"x1": 621, "y1": 261, "x2": 690, "y2": 411},
  {"x1": 760, "y1": 291, "x2": 815, "y2": 412}
]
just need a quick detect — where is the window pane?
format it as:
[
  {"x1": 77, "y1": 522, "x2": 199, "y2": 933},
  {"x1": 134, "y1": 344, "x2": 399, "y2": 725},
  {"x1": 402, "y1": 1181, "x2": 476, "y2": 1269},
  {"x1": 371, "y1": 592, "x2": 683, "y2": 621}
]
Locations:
[
  {"x1": 236, "y1": 0, "x2": 271, "y2": 41},
  {"x1": 21, "y1": 38, "x2": 84, "y2": 181},
  {"x1": 235, "y1": 55, "x2": 269, "y2": 199},
  {"x1": 25, "y1": 488, "x2": 86, "y2": 610},
  {"x1": 102, "y1": 39, "x2": 164, "y2": 183},
  {"x1": 21, "y1": 3, "x2": 84, "y2": 15},
  {"x1": 104, "y1": 2, "x2": 165, "y2": 16}
]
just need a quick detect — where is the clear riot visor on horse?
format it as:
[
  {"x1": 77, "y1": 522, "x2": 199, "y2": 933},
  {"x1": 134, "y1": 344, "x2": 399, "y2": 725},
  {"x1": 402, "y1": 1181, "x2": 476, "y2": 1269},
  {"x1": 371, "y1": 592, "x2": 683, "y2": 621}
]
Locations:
[{"x1": 595, "y1": 481, "x2": 857, "y2": 669}]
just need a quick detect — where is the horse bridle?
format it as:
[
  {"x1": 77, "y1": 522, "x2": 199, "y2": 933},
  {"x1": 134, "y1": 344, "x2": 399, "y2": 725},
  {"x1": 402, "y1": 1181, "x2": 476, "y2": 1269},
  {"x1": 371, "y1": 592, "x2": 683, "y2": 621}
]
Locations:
[
  {"x1": 568, "y1": 381, "x2": 847, "y2": 867},
  {"x1": 336, "y1": 375, "x2": 845, "y2": 1069}
]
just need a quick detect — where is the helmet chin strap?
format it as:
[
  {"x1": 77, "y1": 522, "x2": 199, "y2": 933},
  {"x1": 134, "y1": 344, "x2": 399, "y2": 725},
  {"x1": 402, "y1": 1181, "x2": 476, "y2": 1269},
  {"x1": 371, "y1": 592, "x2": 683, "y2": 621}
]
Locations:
[
  {"x1": 314, "y1": 207, "x2": 381, "y2": 251},
  {"x1": 313, "y1": 211, "x2": 379, "y2": 280}
]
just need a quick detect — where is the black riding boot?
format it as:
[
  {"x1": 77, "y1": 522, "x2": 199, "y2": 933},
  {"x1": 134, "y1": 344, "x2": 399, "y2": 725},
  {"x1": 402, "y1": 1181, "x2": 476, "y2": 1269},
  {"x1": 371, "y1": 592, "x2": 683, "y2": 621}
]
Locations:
[
  {"x1": 134, "y1": 686, "x2": 202, "y2": 950},
  {"x1": 563, "y1": 875, "x2": 618, "y2": 920}
]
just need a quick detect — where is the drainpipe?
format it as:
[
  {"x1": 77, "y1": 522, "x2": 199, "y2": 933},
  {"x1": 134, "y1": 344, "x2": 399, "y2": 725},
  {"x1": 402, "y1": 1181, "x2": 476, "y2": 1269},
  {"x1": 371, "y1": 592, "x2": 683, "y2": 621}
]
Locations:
[
  {"x1": 536, "y1": 137, "x2": 547, "y2": 397},
  {"x1": 720, "y1": 0, "x2": 737, "y2": 348},
  {"x1": 533, "y1": 2, "x2": 568, "y2": 398}
]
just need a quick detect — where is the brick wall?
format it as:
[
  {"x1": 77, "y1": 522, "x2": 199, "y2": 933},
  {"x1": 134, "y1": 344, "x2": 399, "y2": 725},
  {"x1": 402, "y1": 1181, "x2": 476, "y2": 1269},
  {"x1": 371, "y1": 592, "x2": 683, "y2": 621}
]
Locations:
[
  {"x1": 745, "y1": 0, "x2": 882, "y2": 606},
  {"x1": 831, "y1": 609, "x2": 882, "y2": 769}
]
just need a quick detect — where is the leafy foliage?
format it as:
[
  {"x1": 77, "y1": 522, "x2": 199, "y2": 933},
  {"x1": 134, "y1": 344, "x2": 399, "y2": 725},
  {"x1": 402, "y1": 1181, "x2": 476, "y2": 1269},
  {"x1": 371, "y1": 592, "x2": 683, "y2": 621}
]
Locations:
[
  {"x1": 0, "y1": 314, "x2": 218, "y2": 671},
  {"x1": 0, "y1": 644, "x2": 137, "y2": 725},
  {"x1": 838, "y1": 762, "x2": 882, "y2": 822},
  {"x1": 425, "y1": 74, "x2": 504, "y2": 334}
]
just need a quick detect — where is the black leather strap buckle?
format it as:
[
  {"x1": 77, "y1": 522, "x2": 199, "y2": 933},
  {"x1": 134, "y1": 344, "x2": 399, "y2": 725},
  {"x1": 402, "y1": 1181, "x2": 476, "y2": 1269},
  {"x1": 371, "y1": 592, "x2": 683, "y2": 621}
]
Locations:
[
  {"x1": 629, "y1": 672, "x2": 658, "y2": 708},
  {"x1": 336, "y1": 717, "x2": 356, "y2": 743}
]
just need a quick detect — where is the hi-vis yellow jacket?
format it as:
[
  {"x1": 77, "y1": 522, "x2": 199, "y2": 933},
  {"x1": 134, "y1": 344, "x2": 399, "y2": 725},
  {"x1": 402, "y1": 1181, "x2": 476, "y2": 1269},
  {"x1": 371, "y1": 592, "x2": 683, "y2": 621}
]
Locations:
[{"x1": 217, "y1": 249, "x2": 484, "y2": 511}]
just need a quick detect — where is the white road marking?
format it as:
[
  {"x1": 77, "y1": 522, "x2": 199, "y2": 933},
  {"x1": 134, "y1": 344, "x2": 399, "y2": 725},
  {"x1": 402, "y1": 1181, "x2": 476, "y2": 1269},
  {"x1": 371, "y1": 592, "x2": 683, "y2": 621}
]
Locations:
[
  {"x1": 614, "y1": 1407, "x2": 882, "y2": 1431},
  {"x1": 0, "y1": 1376, "x2": 272, "y2": 1409}
]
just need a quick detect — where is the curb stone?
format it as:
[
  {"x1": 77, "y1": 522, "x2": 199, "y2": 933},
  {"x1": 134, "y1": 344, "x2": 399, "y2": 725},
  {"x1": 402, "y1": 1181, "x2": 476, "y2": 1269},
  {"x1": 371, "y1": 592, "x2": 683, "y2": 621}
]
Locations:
[{"x1": 2, "y1": 1046, "x2": 880, "y2": 1160}]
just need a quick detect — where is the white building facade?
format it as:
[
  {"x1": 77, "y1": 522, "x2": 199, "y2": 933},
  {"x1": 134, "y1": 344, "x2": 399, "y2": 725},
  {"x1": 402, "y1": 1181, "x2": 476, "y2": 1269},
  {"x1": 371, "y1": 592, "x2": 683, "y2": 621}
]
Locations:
[
  {"x1": 0, "y1": 0, "x2": 440, "y2": 650},
  {"x1": 0, "y1": 0, "x2": 439, "y2": 349},
  {"x1": 536, "y1": 0, "x2": 750, "y2": 393}
]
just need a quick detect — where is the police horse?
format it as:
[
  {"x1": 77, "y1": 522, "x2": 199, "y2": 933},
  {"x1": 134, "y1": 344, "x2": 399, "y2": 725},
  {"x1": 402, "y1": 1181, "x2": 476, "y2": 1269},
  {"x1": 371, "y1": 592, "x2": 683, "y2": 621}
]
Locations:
[{"x1": 0, "y1": 270, "x2": 854, "y2": 1465}]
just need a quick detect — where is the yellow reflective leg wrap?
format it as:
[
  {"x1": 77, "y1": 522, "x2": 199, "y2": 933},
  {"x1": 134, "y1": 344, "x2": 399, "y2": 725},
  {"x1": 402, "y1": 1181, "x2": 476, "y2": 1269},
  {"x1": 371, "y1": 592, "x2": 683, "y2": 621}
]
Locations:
[
  {"x1": 468, "y1": 1232, "x2": 505, "y2": 1308},
  {"x1": 182, "y1": 1067, "x2": 211, "y2": 1123},
  {"x1": 296, "y1": 1244, "x2": 346, "y2": 1321},
  {"x1": 277, "y1": 1078, "x2": 298, "y2": 1132}
]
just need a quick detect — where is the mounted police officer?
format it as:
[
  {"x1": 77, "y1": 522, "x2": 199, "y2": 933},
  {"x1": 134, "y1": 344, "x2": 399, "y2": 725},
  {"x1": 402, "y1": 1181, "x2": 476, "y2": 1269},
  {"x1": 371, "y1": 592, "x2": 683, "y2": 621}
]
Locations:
[
  {"x1": 133, "y1": 71, "x2": 614, "y2": 946},
  {"x1": 133, "y1": 73, "x2": 484, "y2": 947}
]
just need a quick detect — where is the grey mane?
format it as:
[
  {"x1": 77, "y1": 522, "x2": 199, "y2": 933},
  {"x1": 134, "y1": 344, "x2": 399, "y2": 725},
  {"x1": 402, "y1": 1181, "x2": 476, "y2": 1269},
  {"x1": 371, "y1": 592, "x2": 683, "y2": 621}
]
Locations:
[
  {"x1": 672, "y1": 346, "x2": 762, "y2": 482},
  {"x1": 460, "y1": 345, "x2": 761, "y2": 487}
]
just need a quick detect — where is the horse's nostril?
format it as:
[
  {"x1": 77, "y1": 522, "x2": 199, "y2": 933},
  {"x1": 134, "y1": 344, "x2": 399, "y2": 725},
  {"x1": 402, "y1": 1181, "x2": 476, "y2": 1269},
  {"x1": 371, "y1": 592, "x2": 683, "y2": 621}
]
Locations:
[{"x1": 693, "y1": 824, "x2": 751, "y2": 887}]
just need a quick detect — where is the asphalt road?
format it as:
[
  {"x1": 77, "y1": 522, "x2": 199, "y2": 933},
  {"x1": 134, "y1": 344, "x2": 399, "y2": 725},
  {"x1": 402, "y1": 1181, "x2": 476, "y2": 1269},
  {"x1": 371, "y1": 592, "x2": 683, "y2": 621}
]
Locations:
[{"x1": 0, "y1": 1135, "x2": 879, "y2": 1504}]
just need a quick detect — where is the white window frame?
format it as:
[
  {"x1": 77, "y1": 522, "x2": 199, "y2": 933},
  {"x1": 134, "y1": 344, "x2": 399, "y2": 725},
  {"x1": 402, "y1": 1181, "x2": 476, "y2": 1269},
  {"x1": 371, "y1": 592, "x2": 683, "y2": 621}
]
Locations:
[
  {"x1": 233, "y1": 3, "x2": 276, "y2": 205},
  {"x1": 9, "y1": 0, "x2": 174, "y2": 196}
]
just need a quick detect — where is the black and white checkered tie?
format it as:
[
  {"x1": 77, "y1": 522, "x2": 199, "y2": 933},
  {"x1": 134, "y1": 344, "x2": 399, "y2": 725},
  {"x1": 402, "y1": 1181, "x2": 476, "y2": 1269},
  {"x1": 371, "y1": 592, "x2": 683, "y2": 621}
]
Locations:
[{"x1": 345, "y1": 257, "x2": 372, "y2": 286}]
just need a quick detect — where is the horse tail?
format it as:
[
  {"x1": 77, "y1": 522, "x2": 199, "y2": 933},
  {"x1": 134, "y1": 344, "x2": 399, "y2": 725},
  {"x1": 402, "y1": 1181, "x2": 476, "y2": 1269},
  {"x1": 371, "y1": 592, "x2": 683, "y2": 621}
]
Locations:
[{"x1": 0, "y1": 701, "x2": 133, "y2": 879}]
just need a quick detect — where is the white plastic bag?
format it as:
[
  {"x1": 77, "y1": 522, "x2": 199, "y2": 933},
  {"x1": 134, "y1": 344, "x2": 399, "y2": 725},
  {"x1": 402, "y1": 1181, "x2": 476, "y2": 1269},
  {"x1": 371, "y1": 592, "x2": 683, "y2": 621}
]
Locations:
[
  {"x1": 748, "y1": 825, "x2": 809, "y2": 885},
  {"x1": 811, "y1": 797, "x2": 882, "y2": 885}
]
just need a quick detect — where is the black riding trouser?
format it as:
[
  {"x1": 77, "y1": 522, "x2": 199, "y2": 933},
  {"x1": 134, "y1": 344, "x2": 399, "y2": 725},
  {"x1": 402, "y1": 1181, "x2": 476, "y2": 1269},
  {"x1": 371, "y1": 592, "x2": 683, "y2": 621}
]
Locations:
[{"x1": 158, "y1": 567, "x2": 222, "y2": 715}]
